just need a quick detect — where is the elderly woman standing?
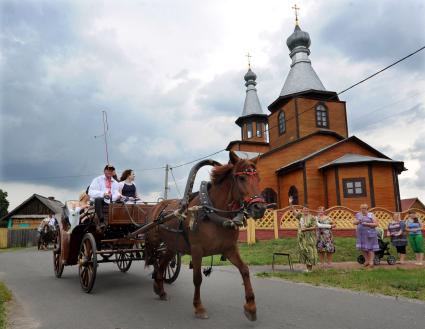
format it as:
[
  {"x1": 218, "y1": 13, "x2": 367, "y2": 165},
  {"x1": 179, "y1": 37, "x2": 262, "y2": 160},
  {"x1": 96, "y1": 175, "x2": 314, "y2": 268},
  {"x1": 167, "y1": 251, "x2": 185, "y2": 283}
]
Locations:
[
  {"x1": 316, "y1": 206, "x2": 336, "y2": 267},
  {"x1": 353, "y1": 204, "x2": 379, "y2": 268},
  {"x1": 290, "y1": 197, "x2": 318, "y2": 272},
  {"x1": 386, "y1": 213, "x2": 408, "y2": 264}
]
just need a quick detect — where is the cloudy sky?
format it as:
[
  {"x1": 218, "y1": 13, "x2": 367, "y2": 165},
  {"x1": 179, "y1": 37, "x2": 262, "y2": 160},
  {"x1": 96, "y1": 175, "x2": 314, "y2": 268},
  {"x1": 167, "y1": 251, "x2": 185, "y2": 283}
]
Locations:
[{"x1": 1, "y1": 0, "x2": 424, "y2": 210}]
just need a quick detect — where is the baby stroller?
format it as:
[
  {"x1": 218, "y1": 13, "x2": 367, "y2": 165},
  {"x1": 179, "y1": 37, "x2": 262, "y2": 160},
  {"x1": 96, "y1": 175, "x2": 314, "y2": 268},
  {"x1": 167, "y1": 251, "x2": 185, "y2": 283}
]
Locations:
[{"x1": 357, "y1": 228, "x2": 396, "y2": 265}]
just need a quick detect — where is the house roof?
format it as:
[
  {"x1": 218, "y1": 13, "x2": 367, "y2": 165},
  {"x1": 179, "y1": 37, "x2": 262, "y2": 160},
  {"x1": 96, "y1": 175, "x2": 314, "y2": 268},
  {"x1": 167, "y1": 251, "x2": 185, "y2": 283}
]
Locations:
[
  {"x1": 318, "y1": 154, "x2": 405, "y2": 170},
  {"x1": 401, "y1": 198, "x2": 425, "y2": 212},
  {"x1": 0, "y1": 194, "x2": 64, "y2": 222},
  {"x1": 275, "y1": 136, "x2": 406, "y2": 175}
]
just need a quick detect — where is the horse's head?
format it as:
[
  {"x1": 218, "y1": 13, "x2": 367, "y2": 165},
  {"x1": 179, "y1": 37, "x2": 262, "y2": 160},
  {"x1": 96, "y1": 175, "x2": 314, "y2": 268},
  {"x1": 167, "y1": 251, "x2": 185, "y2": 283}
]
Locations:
[{"x1": 211, "y1": 151, "x2": 266, "y2": 219}]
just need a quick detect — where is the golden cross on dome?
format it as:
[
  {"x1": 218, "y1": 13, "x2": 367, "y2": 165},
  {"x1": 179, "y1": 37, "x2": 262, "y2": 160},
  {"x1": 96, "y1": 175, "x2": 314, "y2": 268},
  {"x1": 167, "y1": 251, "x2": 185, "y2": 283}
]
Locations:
[
  {"x1": 292, "y1": 4, "x2": 300, "y2": 25},
  {"x1": 246, "y1": 52, "x2": 252, "y2": 69}
]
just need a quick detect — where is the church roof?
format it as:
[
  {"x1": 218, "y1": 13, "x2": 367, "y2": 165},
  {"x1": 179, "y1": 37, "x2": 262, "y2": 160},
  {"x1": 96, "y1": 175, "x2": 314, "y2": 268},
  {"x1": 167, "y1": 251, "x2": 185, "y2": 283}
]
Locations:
[
  {"x1": 279, "y1": 24, "x2": 326, "y2": 97},
  {"x1": 318, "y1": 154, "x2": 404, "y2": 169},
  {"x1": 240, "y1": 68, "x2": 265, "y2": 117},
  {"x1": 275, "y1": 136, "x2": 406, "y2": 175},
  {"x1": 233, "y1": 150, "x2": 263, "y2": 159}
]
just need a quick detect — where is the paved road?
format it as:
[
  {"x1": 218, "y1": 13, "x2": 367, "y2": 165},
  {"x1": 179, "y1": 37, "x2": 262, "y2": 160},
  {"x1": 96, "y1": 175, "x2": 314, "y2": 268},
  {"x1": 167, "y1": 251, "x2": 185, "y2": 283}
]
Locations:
[{"x1": 0, "y1": 248, "x2": 424, "y2": 329}]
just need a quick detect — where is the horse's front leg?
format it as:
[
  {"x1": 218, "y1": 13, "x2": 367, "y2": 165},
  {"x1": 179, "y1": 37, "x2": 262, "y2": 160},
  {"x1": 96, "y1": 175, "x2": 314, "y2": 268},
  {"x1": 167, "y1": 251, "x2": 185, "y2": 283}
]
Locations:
[
  {"x1": 225, "y1": 248, "x2": 257, "y2": 321},
  {"x1": 191, "y1": 248, "x2": 208, "y2": 319},
  {"x1": 153, "y1": 249, "x2": 174, "y2": 300}
]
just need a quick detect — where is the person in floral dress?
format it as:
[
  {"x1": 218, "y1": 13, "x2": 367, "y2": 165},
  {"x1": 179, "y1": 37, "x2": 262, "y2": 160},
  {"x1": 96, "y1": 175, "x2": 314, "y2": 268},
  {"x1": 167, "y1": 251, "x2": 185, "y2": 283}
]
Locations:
[
  {"x1": 315, "y1": 206, "x2": 336, "y2": 267},
  {"x1": 290, "y1": 197, "x2": 318, "y2": 272}
]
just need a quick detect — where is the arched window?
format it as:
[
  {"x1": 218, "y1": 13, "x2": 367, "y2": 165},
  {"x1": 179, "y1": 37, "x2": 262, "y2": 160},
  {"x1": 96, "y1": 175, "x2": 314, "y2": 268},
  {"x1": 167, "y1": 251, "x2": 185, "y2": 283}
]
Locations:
[
  {"x1": 278, "y1": 111, "x2": 286, "y2": 135},
  {"x1": 288, "y1": 186, "x2": 299, "y2": 205},
  {"x1": 262, "y1": 188, "x2": 277, "y2": 204},
  {"x1": 316, "y1": 104, "x2": 329, "y2": 128}
]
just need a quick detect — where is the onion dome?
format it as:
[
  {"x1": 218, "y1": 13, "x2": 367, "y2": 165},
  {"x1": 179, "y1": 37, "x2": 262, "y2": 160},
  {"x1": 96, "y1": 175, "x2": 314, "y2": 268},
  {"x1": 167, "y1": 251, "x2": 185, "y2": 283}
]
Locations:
[
  {"x1": 244, "y1": 68, "x2": 257, "y2": 84},
  {"x1": 286, "y1": 24, "x2": 311, "y2": 51}
]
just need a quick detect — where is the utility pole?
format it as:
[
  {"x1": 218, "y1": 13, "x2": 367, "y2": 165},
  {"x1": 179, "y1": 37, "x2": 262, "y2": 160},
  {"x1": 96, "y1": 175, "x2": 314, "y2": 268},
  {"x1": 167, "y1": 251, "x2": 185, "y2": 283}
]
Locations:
[{"x1": 164, "y1": 164, "x2": 170, "y2": 200}]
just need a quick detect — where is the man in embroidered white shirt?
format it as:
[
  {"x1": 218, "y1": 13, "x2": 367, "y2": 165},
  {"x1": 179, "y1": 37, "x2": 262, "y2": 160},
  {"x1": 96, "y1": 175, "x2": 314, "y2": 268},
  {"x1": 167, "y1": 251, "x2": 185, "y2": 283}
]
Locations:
[{"x1": 88, "y1": 164, "x2": 120, "y2": 224}]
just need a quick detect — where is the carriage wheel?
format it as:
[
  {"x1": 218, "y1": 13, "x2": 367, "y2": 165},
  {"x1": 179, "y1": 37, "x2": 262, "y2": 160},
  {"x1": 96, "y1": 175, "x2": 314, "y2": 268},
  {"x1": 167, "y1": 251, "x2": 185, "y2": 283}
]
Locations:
[
  {"x1": 373, "y1": 255, "x2": 380, "y2": 265},
  {"x1": 387, "y1": 255, "x2": 396, "y2": 265},
  {"x1": 53, "y1": 233, "x2": 64, "y2": 278},
  {"x1": 78, "y1": 233, "x2": 97, "y2": 293},
  {"x1": 164, "y1": 253, "x2": 181, "y2": 284},
  {"x1": 357, "y1": 255, "x2": 365, "y2": 264},
  {"x1": 116, "y1": 252, "x2": 132, "y2": 272}
]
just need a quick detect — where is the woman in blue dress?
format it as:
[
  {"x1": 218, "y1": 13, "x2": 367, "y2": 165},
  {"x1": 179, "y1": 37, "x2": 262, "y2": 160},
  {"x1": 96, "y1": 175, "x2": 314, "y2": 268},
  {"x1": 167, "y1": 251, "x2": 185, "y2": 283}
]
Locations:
[{"x1": 353, "y1": 204, "x2": 379, "y2": 268}]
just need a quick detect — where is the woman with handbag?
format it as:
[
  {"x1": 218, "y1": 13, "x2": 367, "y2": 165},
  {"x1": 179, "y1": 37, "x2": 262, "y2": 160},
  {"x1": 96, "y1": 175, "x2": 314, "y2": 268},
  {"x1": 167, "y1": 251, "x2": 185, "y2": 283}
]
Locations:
[{"x1": 353, "y1": 204, "x2": 379, "y2": 268}]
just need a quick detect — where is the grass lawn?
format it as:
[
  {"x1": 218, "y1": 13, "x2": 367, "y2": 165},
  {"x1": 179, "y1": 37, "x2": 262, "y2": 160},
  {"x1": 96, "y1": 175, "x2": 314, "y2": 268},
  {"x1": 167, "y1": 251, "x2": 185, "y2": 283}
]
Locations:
[
  {"x1": 0, "y1": 282, "x2": 11, "y2": 329},
  {"x1": 258, "y1": 268, "x2": 425, "y2": 301},
  {"x1": 182, "y1": 237, "x2": 417, "y2": 266}
]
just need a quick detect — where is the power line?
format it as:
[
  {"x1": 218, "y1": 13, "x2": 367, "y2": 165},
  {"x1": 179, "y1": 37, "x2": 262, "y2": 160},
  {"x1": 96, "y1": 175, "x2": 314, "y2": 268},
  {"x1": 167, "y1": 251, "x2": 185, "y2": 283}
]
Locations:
[
  {"x1": 337, "y1": 45, "x2": 425, "y2": 96},
  {"x1": 170, "y1": 149, "x2": 226, "y2": 169}
]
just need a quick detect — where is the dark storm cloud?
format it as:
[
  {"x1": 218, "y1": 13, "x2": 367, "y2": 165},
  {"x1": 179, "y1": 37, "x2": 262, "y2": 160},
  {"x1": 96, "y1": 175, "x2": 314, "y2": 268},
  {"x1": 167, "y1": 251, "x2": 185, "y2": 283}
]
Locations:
[
  {"x1": 195, "y1": 70, "x2": 245, "y2": 117},
  {"x1": 318, "y1": 0, "x2": 425, "y2": 72},
  {"x1": 0, "y1": 1, "x2": 179, "y2": 195}
]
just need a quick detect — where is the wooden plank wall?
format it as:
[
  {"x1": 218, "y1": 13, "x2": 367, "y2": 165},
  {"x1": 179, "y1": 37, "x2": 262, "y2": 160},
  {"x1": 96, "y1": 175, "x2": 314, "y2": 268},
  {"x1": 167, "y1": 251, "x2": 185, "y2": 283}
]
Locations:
[
  {"x1": 0, "y1": 228, "x2": 7, "y2": 248},
  {"x1": 7, "y1": 229, "x2": 38, "y2": 248}
]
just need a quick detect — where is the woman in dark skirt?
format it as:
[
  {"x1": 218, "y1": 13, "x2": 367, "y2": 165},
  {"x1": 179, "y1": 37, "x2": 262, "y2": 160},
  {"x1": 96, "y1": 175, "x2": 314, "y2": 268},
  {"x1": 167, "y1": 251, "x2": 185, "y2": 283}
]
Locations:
[
  {"x1": 119, "y1": 169, "x2": 141, "y2": 201},
  {"x1": 386, "y1": 212, "x2": 408, "y2": 264}
]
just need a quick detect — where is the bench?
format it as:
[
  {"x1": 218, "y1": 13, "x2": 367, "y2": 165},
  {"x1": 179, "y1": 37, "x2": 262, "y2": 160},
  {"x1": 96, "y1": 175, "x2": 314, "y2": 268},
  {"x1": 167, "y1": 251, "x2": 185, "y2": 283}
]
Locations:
[{"x1": 272, "y1": 252, "x2": 293, "y2": 271}]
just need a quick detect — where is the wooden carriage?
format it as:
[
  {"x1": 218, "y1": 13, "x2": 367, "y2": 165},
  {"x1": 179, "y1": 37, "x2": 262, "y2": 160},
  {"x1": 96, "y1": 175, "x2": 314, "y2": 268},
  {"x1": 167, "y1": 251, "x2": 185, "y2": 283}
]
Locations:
[{"x1": 53, "y1": 202, "x2": 181, "y2": 293}]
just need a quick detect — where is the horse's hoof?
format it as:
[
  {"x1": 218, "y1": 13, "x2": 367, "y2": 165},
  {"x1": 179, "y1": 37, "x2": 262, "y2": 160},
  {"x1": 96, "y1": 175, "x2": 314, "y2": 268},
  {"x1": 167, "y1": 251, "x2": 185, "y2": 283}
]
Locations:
[
  {"x1": 153, "y1": 284, "x2": 162, "y2": 296},
  {"x1": 194, "y1": 312, "x2": 209, "y2": 319},
  {"x1": 244, "y1": 309, "x2": 257, "y2": 322},
  {"x1": 159, "y1": 293, "x2": 168, "y2": 301}
]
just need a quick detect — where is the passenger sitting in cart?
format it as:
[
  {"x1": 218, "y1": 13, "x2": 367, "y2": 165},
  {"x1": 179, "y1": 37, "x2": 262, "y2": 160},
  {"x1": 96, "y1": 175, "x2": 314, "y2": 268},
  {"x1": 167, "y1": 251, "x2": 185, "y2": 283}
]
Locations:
[
  {"x1": 88, "y1": 164, "x2": 121, "y2": 225},
  {"x1": 118, "y1": 169, "x2": 142, "y2": 203},
  {"x1": 66, "y1": 191, "x2": 91, "y2": 232}
]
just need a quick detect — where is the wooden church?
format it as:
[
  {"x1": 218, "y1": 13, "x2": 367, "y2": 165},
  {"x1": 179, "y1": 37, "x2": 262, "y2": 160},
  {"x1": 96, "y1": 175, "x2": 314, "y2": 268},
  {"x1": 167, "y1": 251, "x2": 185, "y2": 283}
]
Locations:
[{"x1": 226, "y1": 19, "x2": 406, "y2": 211}]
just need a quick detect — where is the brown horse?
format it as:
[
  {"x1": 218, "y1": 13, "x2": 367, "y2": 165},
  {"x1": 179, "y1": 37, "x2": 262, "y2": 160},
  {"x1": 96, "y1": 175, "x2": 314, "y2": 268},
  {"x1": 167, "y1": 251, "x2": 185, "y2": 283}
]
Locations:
[{"x1": 145, "y1": 151, "x2": 266, "y2": 321}]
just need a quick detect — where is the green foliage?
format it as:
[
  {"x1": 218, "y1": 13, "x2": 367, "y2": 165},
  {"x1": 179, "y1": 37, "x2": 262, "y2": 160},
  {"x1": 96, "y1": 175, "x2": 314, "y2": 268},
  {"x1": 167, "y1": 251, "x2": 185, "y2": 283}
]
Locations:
[
  {"x1": 0, "y1": 281, "x2": 12, "y2": 329},
  {"x1": 0, "y1": 190, "x2": 9, "y2": 219},
  {"x1": 258, "y1": 268, "x2": 425, "y2": 301}
]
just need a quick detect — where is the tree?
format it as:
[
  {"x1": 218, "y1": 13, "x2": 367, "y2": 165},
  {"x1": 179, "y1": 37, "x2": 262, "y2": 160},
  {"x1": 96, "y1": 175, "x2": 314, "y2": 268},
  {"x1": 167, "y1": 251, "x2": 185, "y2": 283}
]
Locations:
[{"x1": 0, "y1": 189, "x2": 9, "y2": 219}]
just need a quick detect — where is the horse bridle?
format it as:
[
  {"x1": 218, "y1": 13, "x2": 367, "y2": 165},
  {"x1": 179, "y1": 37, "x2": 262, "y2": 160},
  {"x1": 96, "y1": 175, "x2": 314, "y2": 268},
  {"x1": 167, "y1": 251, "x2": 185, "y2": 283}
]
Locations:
[{"x1": 228, "y1": 167, "x2": 266, "y2": 212}]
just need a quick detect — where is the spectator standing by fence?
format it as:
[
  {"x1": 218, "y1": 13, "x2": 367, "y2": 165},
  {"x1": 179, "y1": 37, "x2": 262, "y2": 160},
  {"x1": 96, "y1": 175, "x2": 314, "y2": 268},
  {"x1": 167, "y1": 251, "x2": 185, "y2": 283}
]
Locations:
[
  {"x1": 406, "y1": 210, "x2": 424, "y2": 265},
  {"x1": 290, "y1": 197, "x2": 318, "y2": 272},
  {"x1": 315, "y1": 206, "x2": 335, "y2": 267},
  {"x1": 353, "y1": 204, "x2": 379, "y2": 268},
  {"x1": 387, "y1": 213, "x2": 408, "y2": 264}
]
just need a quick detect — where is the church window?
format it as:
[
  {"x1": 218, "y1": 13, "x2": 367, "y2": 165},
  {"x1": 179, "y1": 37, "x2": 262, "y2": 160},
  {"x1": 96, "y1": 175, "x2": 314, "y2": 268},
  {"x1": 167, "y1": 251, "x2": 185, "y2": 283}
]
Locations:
[
  {"x1": 247, "y1": 122, "x2": 253, "y2": 139},
  {"x1": 262, "y1": 188, "x2": 277, "y2": 204},
  {"x1": 256, "y1": 122, "x2": 263, "y2": 137},
  {"x1": 343, "y1": 178, "x2": 366, "y2": 197},
  {"x1": 288, "y1": 186, "x2": 299, "y2": 205},
  {"x1": 316, "y1": 104, "x2": 329, "y2": 128},
  {"x1": 278, "y1": 111, "x2": 286, "y2": 135}
]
